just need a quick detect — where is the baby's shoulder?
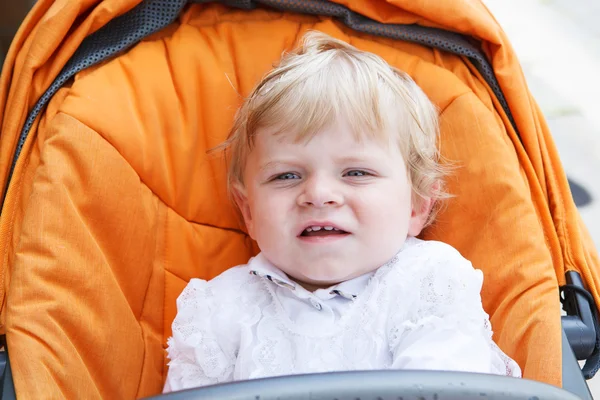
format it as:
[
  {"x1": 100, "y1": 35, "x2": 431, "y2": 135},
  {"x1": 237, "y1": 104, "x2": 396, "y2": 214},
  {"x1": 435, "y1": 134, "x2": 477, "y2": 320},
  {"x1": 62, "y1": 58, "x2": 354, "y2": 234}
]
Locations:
[
  {"x1": 401, "y1": 237, "x2": 466, "y2": 262},
  {"x1": 176, "y1": 261, "x2": 265, "y2": 310},
  {"x1": 385, "y1": 237, "x2": 482, "y2": 287}
]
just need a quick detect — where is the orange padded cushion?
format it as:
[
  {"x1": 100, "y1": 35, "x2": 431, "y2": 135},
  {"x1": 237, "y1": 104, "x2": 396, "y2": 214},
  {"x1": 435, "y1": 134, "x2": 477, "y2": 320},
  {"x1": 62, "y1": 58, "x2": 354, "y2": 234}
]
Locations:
[{"x1": 6, "y1": 3, "x2": 560, "y2": 398}]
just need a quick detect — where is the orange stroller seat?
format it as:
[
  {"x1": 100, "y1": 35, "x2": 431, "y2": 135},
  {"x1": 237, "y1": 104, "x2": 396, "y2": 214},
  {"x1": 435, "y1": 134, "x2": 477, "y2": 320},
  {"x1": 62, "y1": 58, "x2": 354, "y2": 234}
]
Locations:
[{"x1": 0, "y1": 0, "x2": 598, "y2": 398}]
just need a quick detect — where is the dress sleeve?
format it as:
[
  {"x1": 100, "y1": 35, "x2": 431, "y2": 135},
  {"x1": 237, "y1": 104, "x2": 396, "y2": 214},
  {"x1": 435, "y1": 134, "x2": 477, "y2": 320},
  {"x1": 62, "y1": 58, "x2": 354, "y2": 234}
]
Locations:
[
  {"x1": 163, "y1": 277, "x2": 240, "y2": 392},
  {"x1": 388, "y1": 241, "x2": 521, "y2": 377}
]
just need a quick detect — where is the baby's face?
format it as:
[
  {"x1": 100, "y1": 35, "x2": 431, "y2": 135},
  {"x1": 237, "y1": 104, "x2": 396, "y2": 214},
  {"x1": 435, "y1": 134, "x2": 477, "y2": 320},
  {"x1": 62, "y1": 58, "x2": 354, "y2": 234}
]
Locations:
[{"x1": 235, "y1": 118, "x2": 427, "y2": 289}]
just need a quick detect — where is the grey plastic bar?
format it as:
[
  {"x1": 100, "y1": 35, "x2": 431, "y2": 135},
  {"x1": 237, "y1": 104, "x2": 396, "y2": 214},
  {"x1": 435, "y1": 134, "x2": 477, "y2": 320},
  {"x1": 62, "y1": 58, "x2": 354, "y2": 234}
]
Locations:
[
  {"x1": 562, "y1": 328, "x2": 594, "y2": 400},
  {"x1": 146, "y1": 370, "x2": 582, "y2": 400},
  {"x1": 562, "y1": 271, "x2": 596, "y2": 360}
]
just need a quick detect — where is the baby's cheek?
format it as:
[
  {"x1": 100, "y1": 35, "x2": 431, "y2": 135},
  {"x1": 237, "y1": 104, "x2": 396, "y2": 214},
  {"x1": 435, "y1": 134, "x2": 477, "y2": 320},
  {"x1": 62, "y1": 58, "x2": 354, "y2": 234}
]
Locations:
[
  {"x1": 356, "y1": 188, "x2": 409, "y2": 217},
  {"x1": 252, "y1": 194, "x2": 290, "y2": 228},
  {"x1": 358, "y1": 194, "x2": 411, "y2": 236}
]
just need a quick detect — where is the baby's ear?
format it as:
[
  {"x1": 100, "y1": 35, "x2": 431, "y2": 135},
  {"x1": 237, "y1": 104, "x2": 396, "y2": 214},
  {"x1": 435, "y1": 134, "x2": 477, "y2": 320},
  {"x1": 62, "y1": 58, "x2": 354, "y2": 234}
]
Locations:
[
  {"x1": 231, "y1": 183, "x2": 255, "y2": 238},
  {"x1": 408, "y1": 195, "x2": 434, "y2": 237},
  {"x1": 408, "y1": 180, "x2": 441, "y2": 237}
]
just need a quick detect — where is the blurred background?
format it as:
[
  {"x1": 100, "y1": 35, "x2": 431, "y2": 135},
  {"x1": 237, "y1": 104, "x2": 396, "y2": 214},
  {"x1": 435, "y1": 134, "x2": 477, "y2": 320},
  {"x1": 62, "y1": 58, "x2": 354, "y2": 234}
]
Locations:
[
  {"x1": 0, "y1": 0, "x2": 599, "y2": 396},
  {"x1": 0, "y1": 1, "x2": 37, "y2": 68}
]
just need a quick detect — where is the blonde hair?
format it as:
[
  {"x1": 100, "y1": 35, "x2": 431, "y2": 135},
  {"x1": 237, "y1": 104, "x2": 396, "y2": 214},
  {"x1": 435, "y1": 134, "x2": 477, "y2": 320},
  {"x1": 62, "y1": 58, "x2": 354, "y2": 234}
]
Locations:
[{"x1": 221, "y1": 31, "x2": 450, "y2": 227}]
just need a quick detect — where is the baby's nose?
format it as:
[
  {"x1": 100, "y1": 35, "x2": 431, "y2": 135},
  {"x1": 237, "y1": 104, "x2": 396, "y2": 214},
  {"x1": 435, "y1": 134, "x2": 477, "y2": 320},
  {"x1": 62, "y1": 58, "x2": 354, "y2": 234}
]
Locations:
[{"x1": 297, "y1": 176, "x2": 343, "y2": 207}]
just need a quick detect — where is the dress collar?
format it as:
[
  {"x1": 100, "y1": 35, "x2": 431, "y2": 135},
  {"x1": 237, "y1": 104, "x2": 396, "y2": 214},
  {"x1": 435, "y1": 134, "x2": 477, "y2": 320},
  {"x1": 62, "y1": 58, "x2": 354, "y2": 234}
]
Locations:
[{"x1": 248, "y1": 253, "x2": 373, "y2": 300}]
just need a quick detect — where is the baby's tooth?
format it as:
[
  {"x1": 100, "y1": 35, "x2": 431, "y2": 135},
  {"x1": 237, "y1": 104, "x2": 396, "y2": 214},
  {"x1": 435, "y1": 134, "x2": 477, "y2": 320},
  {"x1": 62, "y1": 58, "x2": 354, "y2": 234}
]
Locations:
[
  {"x1": 324, "y1": 226, "x2": 334, "y2": 231},
  {"x1": 311, "y1": 226, "x2": 322, "y2": 231},
  {"x1": 306, "y1": 227, "x2": 313, "y2": 232}
]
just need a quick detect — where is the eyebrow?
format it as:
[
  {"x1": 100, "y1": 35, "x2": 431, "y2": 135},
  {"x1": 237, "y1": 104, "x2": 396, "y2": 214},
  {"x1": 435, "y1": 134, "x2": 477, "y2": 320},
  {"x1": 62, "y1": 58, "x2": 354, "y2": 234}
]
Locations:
[
  {"x1": 259, "y1": 155, "x2": 380, "y2": 171},
  {"x1": 334, "y1": 155, "x2": 382, "y2": 165},
  {"x1": 336, "y1": 155, "x2": 370, "y2": 162},
  {"x1": 259, "y1": 161, "x2": 288, "y2": 172}
]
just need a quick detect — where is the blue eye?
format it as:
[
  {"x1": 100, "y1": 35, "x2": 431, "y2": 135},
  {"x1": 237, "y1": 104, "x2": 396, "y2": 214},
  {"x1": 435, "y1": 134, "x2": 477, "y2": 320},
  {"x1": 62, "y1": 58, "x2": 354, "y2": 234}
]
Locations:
[
  {"x1": 345, "y1": 170, "x2": 370, "y2": 177},
  {"x1": 276, "y1": 173, "x2": 300, "y2": 180}
]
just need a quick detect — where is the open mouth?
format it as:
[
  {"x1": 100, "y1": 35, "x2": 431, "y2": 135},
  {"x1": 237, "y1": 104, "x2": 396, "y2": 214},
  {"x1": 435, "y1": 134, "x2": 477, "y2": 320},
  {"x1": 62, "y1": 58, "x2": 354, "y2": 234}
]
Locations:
[{"x1": 300, "y1": 225, "x2": 349, "y2": 237}]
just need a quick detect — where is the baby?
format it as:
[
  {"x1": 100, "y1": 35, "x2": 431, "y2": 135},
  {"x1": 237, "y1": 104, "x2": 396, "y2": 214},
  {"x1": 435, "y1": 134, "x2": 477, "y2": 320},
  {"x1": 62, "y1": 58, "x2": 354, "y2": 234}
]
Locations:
[{"x1": 163, "y1": 31, "x2": 521, "y2": 392}]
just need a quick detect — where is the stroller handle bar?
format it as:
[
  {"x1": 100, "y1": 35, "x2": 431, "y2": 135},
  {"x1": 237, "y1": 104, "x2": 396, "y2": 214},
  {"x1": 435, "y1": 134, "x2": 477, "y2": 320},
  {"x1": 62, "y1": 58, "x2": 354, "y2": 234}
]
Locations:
[{"x1": 146, "y1": 370, "x2": 581, "y2": 400}]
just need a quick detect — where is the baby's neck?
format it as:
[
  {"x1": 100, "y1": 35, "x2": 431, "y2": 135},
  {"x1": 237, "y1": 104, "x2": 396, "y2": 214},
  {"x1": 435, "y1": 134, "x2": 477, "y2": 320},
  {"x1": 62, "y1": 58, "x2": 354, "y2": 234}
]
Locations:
[{"x1": 294, "y1": 279, "x2": 337, "y2": 293}]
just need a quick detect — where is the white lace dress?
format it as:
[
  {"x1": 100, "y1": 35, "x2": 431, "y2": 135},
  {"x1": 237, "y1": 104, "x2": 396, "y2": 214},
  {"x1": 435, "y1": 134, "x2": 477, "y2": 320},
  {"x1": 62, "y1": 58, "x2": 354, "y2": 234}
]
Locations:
[{"x1": 163, "y1": 237, "x2": 521, "y2": 392}]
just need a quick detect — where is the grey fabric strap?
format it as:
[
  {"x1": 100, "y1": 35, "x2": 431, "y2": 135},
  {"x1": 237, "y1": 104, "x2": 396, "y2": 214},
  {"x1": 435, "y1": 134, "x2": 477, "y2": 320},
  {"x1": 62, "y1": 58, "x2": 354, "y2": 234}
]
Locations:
[
  {"x1": 5, "y1": 0, "x2": 186, "y2": 198},
  {"x1": 191, "y1": 0, "x2": 514, "y2": 129},
  {"x1": 4, "y1": 0, "x2": 516, "y2": 202}
]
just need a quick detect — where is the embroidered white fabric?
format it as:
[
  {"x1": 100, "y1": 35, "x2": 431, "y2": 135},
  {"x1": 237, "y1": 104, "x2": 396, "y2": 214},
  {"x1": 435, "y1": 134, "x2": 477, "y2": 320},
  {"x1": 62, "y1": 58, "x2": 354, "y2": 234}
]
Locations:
[{"x1": 163, "y1": 237, "x2": 521, "y2": 392}]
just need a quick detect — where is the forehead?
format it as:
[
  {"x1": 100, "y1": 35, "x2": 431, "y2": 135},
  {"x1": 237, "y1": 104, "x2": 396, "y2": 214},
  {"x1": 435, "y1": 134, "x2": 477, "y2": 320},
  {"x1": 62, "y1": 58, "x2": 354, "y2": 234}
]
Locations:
[
  {"x1": 245, "y1": 120, "x2": 406, "y2": 171},
  {"x1": 254, "y1": 119, "x2": 398, "y2": 153}
]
